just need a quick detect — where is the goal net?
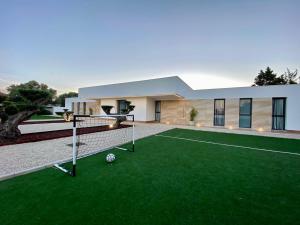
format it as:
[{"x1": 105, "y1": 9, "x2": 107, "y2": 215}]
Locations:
[{"x1": 54, "y1": 114, "x2": 135, "y2": 176}]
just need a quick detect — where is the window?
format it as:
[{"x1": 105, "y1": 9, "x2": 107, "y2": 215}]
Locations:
[
  {"x1": 214, "y1": 99, "x2": 225, "y2": 126},
  {"x1": 272, "y1": 98, "x2": 286, "y2": 130},
  {"x1": 118, "y1": 100, "x2": 128, "y2": 114},
  {"x1": 83, "y1": 102, "x2": 86, "y2": 115},
  {"x1": 239, "y1": 98, "x2": 252, "y2": 128},
  {"x1": 155, "y1": 101, "x2": 161, "y2": 122},
  {"x1": 77, "y1": 102, "x2": 80, "y2": 114}
]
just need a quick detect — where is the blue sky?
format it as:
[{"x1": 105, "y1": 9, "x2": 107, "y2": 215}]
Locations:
[{"x1": 0, "y1": 0, "x2": 299, "y2": 93}]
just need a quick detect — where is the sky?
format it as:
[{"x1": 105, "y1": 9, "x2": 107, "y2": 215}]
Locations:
[{"x1": 0, "y1": 0, "x2": 299, "y2": 94}]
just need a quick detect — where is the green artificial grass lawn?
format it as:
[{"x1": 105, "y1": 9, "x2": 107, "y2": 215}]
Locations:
[
  {"x1": 0, "y1": 128, "x2": 300, "y2": 225},
  {"x1": 29, "y1": 114, "x2": 63, "y2": 120}
]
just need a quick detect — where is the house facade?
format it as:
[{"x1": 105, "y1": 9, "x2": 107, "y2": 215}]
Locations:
[{"x1": 65, "y1": 76, "x2": 300, "y2": 132}]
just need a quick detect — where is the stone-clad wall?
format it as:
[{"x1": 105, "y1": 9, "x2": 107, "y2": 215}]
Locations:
[
  {"x1": 224, "y1": 99, "x2": 239, "y2": 128},
  {"x1": 160, "y1": 100, "x2": 189, "y2": 125},
  {"x1": 252, "y1": 98, "x2": 272, "y2": 131},
  {"x1": 191, "y1": 99, "x2": 214, "y2": 127},
  {"x1": 161, "y1": 98, "x2": 273, "y2": 131}
]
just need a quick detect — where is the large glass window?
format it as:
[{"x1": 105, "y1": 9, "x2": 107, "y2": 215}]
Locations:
[
  {"x1": 214, "y1": 99, "x2": 225, "y2": 126},
  {"x1": 118, "y1": 100, "x2": 128, "y2": 114},
  {"x1": 239, "y1": 98, "x2": 252, "y2": 128},
  {"x1": 272, "y1": 98, "x2": 286, "y2": 130}
]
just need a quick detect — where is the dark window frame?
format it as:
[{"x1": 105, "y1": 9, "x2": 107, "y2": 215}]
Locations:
[
  {"x1": 214, "y1": 99, "x2": 225, "y2": 126},
  {"x1": 117, "y1": 99, "x2": 127, "y2": 114},
  {"x1": 83, "y1": 102, "x2": 86, "y2": 115},
  {"x1": 77, "y1": 102, "x2": 80, "y2": 114},
  {"x1": 272, "y1": 97, "x2": 286, "y2": 130},
  {"x1": 239, "y1": 98, "x2": 252, "y2": 128},
  {"x1": 155, "y1": 101, "x2": 161, "y2": 122}
]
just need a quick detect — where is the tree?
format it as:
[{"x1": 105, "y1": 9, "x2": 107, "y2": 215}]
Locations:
[
  {"x1": 7, "y1": 80, "x2": 56, "y2": 103},
  {"x1": 281, "y1": 68, "x2": 299, "y2": 84},
  {"x1": 0, "y1": 81, "x2": 57, "y2": 139},
  {"x1": 55, "y1": 92, "x2": 78, "y2": 107},
  {"x1": 253, "y1": 67, "x2": 278, "y2": 86},
  {"x1": 0, "y1": 92, "x2": 7, "y2": 103},
  {"x1": 253, "y1": 67, "x2": 299, "y2": 86}
]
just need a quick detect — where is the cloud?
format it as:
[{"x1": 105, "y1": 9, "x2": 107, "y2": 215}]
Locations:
[{"x1": 182, "y1": 73, "x2": 250, "y2": 90}]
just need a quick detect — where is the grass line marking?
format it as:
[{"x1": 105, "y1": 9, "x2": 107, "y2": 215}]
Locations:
[
  {"x1": 155, "y1": 134, "x2": 300, "y2": 156},
  {"x1": 115, "y1": 147, "x2": 128, "y2": 151}
]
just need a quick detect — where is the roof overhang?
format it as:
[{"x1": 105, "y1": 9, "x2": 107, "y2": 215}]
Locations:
[
  {"x1": 69, "y1": 99, "x2": 96, "y2": 103},
  {"x1": 87, "y1": 93, "x2": 184, "y2": 101},
  {"x1": 147, "y1": 93, "x2": 184, "y2": 100}
]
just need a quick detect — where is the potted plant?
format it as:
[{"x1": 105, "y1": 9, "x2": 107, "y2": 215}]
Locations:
[
  {"x1": 62, "y1": 108, "x2": 74, "y2": 122},
  {"x1": 188, "y1": 107, "x2": 198, "y2": 126}
]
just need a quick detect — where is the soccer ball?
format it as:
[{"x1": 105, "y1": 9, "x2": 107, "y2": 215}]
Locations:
[{"x1": 106, "y1": 153, "x2": 116, "y2": 163}]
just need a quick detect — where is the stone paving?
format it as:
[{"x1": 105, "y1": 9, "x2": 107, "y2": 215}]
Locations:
[{"x1": 1, "y1": 122, "x2": 299, "y2": 181}]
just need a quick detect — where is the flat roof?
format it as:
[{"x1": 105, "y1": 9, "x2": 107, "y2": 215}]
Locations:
[
  {"x1": 78, "y1": 76, "x2": 193, "y2": 99},
  {"x1": 75, "y1": 76, "x2": 300, "y2": 100}
]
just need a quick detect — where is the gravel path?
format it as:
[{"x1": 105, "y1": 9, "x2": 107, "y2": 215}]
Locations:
[
  {"x1": 19, "y1": 122, "x2": 73, "y2": 134},
  {"x1": 1, "y1": 123, "x2": 299, "y2": 181}
]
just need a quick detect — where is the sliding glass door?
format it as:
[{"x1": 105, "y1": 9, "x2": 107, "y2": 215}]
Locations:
[
  {"x1": 272, "y1": 98, "x2": 286, "y2": 130},
  {"x1": 214, "y1": 99, "x2": 225, "y2": 126}
]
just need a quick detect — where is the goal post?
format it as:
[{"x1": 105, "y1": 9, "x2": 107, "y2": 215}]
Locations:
[{"x1": 54, "y1": 114, "x2": 135, "y2": 177}]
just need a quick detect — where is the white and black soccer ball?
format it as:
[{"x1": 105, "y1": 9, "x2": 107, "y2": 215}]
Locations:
[{"x1": 106, "y1": 153, "x2": 116, "y2": 163}]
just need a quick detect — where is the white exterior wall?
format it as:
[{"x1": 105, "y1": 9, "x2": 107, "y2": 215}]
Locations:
[
  {"x1": 100, "y1": 99, "x2": 118, "y2": 114},
  {"x1": 286, "y1": 96, "x2": 300, "y2": 131},
  {"x1": 67, "y1": 77, "x2": 300, "y2": 130},
  {"x1": 146, "y1": 98, "x2": 156, "y2": 121},
  {"x1": 99, "y1": 97, "x2": 156, "y2": 121},
  {"x1": 189, "y1": 84, "x2": 300, "y2": 131},
  {"x1": 65, "y1": 98, "x2": 75, "y2": 111},
  {"x1": 128, "y1": 98, "x2": 148, "y2": 121}
]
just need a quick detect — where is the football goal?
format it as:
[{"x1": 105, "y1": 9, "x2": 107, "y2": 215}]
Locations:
[{"x1": 54, "y1": 114, "x2": 135, "y2": 176}]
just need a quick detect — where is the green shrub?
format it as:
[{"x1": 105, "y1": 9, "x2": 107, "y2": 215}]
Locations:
[
  {"x1": 89, "y1": 108, "x2": 93, "y2": 115},
  {"x1": 189, "y1": 107, "x2": 198, "y2": 121}
]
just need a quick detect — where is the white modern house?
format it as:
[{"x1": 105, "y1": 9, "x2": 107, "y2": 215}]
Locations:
[{"x1": 65, "y1": 76, "x2": 300, "y2": 132}]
